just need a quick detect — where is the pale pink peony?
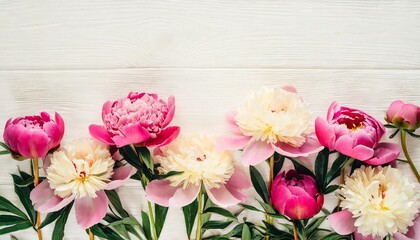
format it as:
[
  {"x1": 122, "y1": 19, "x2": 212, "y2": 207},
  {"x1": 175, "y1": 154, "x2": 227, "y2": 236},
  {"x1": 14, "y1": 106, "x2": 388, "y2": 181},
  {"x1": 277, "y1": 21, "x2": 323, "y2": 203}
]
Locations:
[
  {"x1": 217, "y1": 86, "x2": 323, "y2": 166},
  {"x1": 271, "y1": 170, "x2": 324, "y2": 220},
  {"x1": 315, "y1": 101, "x2": 400, "y2": 165},
  {"x1": 386, "y1": 100, "x2": 420, "y2": 130},
  {"x1": 3, "y1": 112, "x2": 65, "y2": 159},
  {"x1": 30, "y1": 138, "x2": 135, "y2": 229},
  {"x1": 89, "y1": 92, "x2": 180, "y2": 148},
  {"x1": 146, "y1": 134, "x2": 250, "y2": 208}
]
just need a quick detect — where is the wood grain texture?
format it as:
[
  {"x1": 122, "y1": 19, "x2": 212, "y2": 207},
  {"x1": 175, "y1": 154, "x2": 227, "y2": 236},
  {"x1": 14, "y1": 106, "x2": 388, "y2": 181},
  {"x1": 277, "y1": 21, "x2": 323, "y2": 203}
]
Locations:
[{"x1": 0, "y1": 0, "x2": 420, "y2": 70}]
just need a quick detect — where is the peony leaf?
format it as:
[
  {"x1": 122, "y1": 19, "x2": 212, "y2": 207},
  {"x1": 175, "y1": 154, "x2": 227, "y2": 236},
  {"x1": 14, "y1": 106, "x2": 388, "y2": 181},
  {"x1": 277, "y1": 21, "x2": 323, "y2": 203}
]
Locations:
[
  {"x1": 203, "y1": 207, "x2": 237, "y2": 221},
  {"x1": 241, "y1": 223, "x2": 251, "y2": 240},
  {"x1": 105, "y1": 189, "x2": 129, "y2": 218},
  {"x1": 249, "y1": 166, "x2": 270, "y2": 203},
  {"x1": 202, "y1": 220, "x2": 233, "y2": 230},
  {"x1": 89, "y1": 223, "x2": 125, "y2": 240},
  {"x1": 305, "y1": 216, "x2": 326, "y2": 237},
  {"x1": 135, "y1": 146, "x2": 153, "y2": 172},
  {"x1": 262, "y1": 221, "x2": 293, "y2": 239},
  {"x1": 0, "y1": 222, "x2": 32, "y2": 235},
  {"x1": 0, "y1": 142, "x2": 11, "y2": 152},
  {"x1": 141, "y1": 211, "x2": 152, "y2": 240},
  {"x1": 0, "y1": 196, "x2": 28, "y2": 221},
  {"x1": 314, "y1": 148, "x2": 329, "y2": 192},
  {"x1": 182, "y1": 198, "x2": 198, "y2": 239},
  {"x1": 154, "y1": 204, "x2": 168, "y2": 238},
  {"x1": 287, "y1": 157, "x2": 315, "y2": 178},
  {"x1": 326, "y1": 154, "x2": 351, "y2": 184},
  {"x1": 272, "y1": 153, "x2": 285, "y2": 179},
  {"x1": 51, "y1": 202, "x2": 73, "y2": 240},
  {"x1": 323, "y1": 185, "x2": 340, "y2": 195},
  {"x1": 11, "y1": 174, "x2": 36, "y2": 224},
  {"x1": 0, "y1": 215, "x2": 28, "y2": 227},
  {"x1": 39, "y1": 210, "x2": 63, "y2": 229}
]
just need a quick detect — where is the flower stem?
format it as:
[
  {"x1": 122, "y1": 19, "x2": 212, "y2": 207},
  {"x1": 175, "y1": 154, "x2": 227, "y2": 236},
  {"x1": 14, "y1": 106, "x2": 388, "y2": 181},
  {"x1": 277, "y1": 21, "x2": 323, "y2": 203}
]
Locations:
[
  {"x1": 32, "y1": 158, "x2": 42, "y2": 240},
  {"x1": 147, "y1": 200, "x2": 158, "y2": 240},
  {"x1": 265, "y1": 155, "x2": 275, "y2": 240},
  {"x1": 88, "y1": 228, "x2": 94, "y2": 240},
  {"x1": 401, "y1": 130, "x2": 420, "y2": 182},
  {"x1": 337, "y1": 168, "x2": 345, "y2": 208},
  {"x1": 195, "y1": 185, "x2": 203, "y2": 240},
  {"x1": 292, "y1": 222, "x2": 298, "y2": 240}
]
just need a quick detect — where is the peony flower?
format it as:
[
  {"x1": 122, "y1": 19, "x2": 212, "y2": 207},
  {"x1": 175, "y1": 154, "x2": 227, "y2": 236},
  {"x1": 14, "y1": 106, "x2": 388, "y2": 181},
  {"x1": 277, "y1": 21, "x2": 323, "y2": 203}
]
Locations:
[
  {"x1": 270, "y1": 170, "x2": 324, "y2": 220},
  {"x1": 89, "y1": 92, "x2": 180, "y2": 148},
  {"x1": 328, "y1": 166, "x2": 420, "y2": 238},
  {"x1": 30, "y1": 138, "x2": 135, "y2": 229},
  {"x1": 146, "y1": 134, "x2": 250, "y2": 208},
  {"x1": 3, "y1": 112, "x2": 65, "y2": 159},
  {"x1": 217, "y1": 86, "x2": 323, "y2": 165},
  {"x1": 315, "y1": 101, "x2": 400, "y2": 165},
  {"x1": 385, "y1": 100, "x2": 420, "y2": 131}
]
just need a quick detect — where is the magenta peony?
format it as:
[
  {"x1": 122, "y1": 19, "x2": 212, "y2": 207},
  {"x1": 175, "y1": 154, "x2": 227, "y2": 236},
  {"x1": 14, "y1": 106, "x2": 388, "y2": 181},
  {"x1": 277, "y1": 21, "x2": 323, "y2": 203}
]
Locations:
[
  {"x1": 270, "y1": 170, "x2": 324, "y2": 220},
  {"x1": 89, "y1": 92, "x2": 180, "y2": 148},
  {"x1": 3, "y1": 112, "x2": 65, "y2": 159}
]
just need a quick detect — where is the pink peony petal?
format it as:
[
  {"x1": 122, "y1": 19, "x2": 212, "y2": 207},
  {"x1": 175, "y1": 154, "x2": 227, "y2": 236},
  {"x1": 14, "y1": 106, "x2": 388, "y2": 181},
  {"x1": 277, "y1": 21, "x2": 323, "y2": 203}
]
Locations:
[
  {"x1": 89, "y1": 124, "x2": 115, "y2": 145},
  {"x1": 327, "y1": 101, "x2": 341, "y2": 121},
  {"x1": 354, "y1": 232, "x2": 381, "y2": 240},
  {"x1": 335, "y1": 135, "x2": 374, "y2": 161},
  {"x1": 54, "y1": 112, "x2": 65, "y2": 142},
  {"x1": 30, "y1": 180, "x2": 73, "y2": 212},
  {"x1": 226, "y1": 167, "x2": 251, "y2": 190},
  {"x1": 271, "y1": 184, "x2": 291, "y2": 214},
  {"x1": 226, "y1": 111, "x2": 241, "y2": 133},
  {"x1": 144, "y1": 126, "x2": 180, "y2": 147},
  {"x1": 207, "y1": 184, "x2": 242, "y2": 208},
  {"x1": 272, "y1": 134, "x2": 323, "y2": 158},
  {"x1": 328, "y1": 210, "x2": 357, "y2": 235},
  {"x1": 101, "y1": 100, "x2": 113, "y2": 120},
  {"x1": 216, "y1": 134, "x2": 251, "y2": 151},
  {"x1": 146, "y1": 180, "x2": 200, "y2": 207},
  {"x1": 284, "y1": 195, "x2": 319, "y2": 220},
  {"x1": 43, "y1": 121, "x2": 61, "y2": 148},
  {"x1": 241, "y1": 141, "x2": 274, "y2": 166},
  {"x1": 161, "y1": 96, "x2": 176, "y2": 128},
  {"x1": 106, "y1": 165, "x2": 137, "y2": 190},
  {"x1": 17, "y1": 130, "x2": 49, "y2": 158},
  {"x1": 281, "y1": 85, "x2": 297, "y2": 93},
  {"x1": 112, "y1": 123, "x2": 151, "y2": 147},
  {"x1": 315, "y1": 117, "x2": 335, "y2": 150},
  {"x1": 364, "y1": 142, "x2": 400, "y2": 165},
  {"x1": 75, "y1": 190, "x2": 109, "y2": 229},
  {"x1": 394, "y1": 215, "x2": 420, "y2": 240}
]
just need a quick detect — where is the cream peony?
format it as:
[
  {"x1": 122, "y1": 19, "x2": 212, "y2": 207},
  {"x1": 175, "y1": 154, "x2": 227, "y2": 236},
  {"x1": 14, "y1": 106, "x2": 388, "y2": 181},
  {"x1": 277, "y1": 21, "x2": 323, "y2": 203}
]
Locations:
[{"x1": 338, "y1": 166, "x2": 420, "y2": 237}]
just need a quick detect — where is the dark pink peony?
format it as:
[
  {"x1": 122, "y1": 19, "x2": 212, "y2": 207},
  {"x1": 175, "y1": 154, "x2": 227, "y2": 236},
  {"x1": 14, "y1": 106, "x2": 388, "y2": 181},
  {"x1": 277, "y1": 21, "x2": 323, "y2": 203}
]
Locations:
[
  {"x1": 271, "y1": 170, "x2": 324, "y2": 220},
  {"x1": 315, "y1": 101, "x2": 400, "y2": 165},
  {"x1": 89, "y1": 92, "x2": 180, "y2": 148},
  {"x1": 3, "y1": 112, "x2": 65, "y2": 159},
  {"x1": 386, "y1": 100, "x2": 420, "y2": 131}
]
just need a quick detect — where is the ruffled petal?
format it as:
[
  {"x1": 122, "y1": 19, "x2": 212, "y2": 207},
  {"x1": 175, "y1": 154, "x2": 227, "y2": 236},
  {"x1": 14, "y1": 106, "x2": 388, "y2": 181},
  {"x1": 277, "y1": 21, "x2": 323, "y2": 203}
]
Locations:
[
  {"x1": 241, "y1": 141, "x2": 274, "y2": 166},
  {"x1": 146, "y1": 179, "x2": 200, "y2": 207},
  {"x1": 363, "y1": 142, "x2": 400, "y2": 165},
  {"x1": 328, "y1": 210, "x2": 357, "y2": 235},
  {"x1": 89, "y1": 124, "x2": 114, "y2": 145},
  {"x1": 106, "y1": 165, "x2": 137, "y2": 190},
  {"x1": 75, "y1": 190, "x2": 109, "y2": 229},
  {"x1": 144, "y1": 126, "x2": 180, "y2": 147},
  {"x1": 161, "y1": 96, "x2": 175, "y2": 128},
  {"x1": 272, "y1": 134, "x2": 323, "y2": 158}
]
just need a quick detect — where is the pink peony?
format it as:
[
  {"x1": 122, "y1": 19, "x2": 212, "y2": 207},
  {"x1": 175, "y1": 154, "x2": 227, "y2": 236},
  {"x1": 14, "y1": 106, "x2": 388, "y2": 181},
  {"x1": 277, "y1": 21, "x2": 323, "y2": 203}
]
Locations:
[
  {"x1": 3, "y1": 112, "x2": 65, "y2": 159},
  {"x1": 30, "y1": 138, "x2": 135, "y2": 229},
  {"x1": 89, "y1": 92, "x2": 180, "y2": 148},
  {"x1": 386, "y1": 100, "x2": 420, "y2": 130},
  {"x1": 315, "y1": 101, "x2": 400, "y2": 165},
  {"x1": 270, "y1": 170, "x2": 324, "y2": 220},
  {"x1": 217, "y1": 86, "x2": 323, "y2": 166},
  {"x1": 146, "y1": 134, "x2": 250, "y2": 208}
]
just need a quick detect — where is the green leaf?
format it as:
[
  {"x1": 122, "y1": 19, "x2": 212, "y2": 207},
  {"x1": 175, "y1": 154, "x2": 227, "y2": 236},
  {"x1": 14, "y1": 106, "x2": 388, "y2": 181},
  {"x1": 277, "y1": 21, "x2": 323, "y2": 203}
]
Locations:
[
  {"x1": 321, "y1": 232, "x2": 351, "y2": 240},
  {"x1": 0, "y1": 196, "x2": 28, "y2": 220},
  {"x1": 288, "y1": 157, "x2": 315, "y2": 178},
  {"x1": 200, "y1": 193, "x2": 214, "y2": 235},
  {"x1": 89, "y1": 224, "x2": 109, "y2": 238},
  {"x1": 241, "y1": 223, "x2": 251, "y2": 240},
  {"x1": 154, "y1": 204, "x2": 168, "y2": 238},
  {"x1": 156, "y1": 171, "x2": 184, "y2": 180},
  {"x1": 249, "y1": 166, "x2": 269, "y2": 203},
  {"x1": 0, "y1": 215, "x2": 28, "y2": 227},
  {"x1": 0, "y1": 222, "x2": 32, "y2": 235},
  {"x1": 240, "y1": 203, "x2": 261, "y2": 212},
  {"x1": 119, "y1": 146, "x2": 145, "y2": 173},
  {"x1": 52, "y1": 202, "x2": 73, "y2": 240},
  {"x1": 182, "y1": 198, "x2": 198, "y2": 239},
  {"x1": 89, "y1": 223, "x2": 125, "y2": 240},
  {"x1": 221, "y1": 223, "x2": 244, "y2": 238},
  {"x1": 135, "y1": 146, "x2": 153, "y2": 172},
  {"x1": 314, "y1": 148, "x2": 329, "y2": 192},
  {"x1": 389, "y1": 129, "x2": 400, "y2": 139},
  {"x1": 112, "y1": 224, "x2": 130, "y2": 240},
  {"x1": 0, "y1": 150, "x2": 9, "y2": 155},
  {"x1": 323, "y1": 185, "x2": 340, "y2": 195},
  {"x1": 0, "y1": 142, "x2": 11, "y2": 152},
  {"x1": 273, "y1": 153, "x2": 285, "y2": 179},
  {"x1": 202, "y1": 220, "x2": 233, "y2": 230},
  {"x1": 305, "y1": 216, "x2": 326, "y2": 237},
  {"x1": 203, "y1": 207, "x2": 237, "y2": 221},
  {"x1": 257, "y1": 200, "x2": 276, "y2": 215},
  {"x1": 39, "y1": 210, "x2": 62, "y2": 229},
  {"x1": 407, "y1": 130, "x2": 420, "y2": 138},
  {"x1": 262, "y1": 221, "x2": 293, "y2": 238},
  {"x1": 141, "y1": 211, "x2": 152, "y2": 240},
  {"x1": 106, "y1": 189, "x2": 129, "y2": 218},
  {"x1": 326, "y1": 154, "x2": 351, "y2": 184},
  {"x1": 11, "y1": 174, "x2": 36, "y2": 224}
]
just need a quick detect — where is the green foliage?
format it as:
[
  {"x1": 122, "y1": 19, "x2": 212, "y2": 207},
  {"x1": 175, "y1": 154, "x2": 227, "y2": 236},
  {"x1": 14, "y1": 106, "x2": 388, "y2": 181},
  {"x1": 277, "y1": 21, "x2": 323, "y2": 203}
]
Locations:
[
  {"x1": 51, "y1": 202, "x2": 73, "y2": 240},
  {"x1": 182, "y1": 199, "x2": 198, "y2": 239},
  {"x1": 249, "y1": 166, "x2": 269, "y2": 203}
]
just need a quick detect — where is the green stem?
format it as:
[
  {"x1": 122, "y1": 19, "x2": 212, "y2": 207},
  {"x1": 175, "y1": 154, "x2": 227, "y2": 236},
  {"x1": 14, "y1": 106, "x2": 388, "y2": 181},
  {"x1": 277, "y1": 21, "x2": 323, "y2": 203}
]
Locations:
[
  {"x1": 265, "y1": 155, "x2": 275, "y2": 240},
  {"x1": 400, "y1": 130, "x2": 420, "y2": 182},
  {"x1": 32, "y1": 158, "x2": 43, "y2": 240},
  {"x1": 147, "y1": 200, "x2": 158, "y2": 240},
  {"x1": 195, "y1": 185, "x2": 203, "y2": 240}
]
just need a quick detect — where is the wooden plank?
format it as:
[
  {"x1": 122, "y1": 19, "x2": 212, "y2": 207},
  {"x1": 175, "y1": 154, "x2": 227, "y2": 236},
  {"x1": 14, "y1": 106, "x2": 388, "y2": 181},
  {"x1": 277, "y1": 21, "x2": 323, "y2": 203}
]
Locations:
[
  {"x1": 0, "y1": 0, "x2": 419, "y2": 69},
  {"x1": 0, "y1": 68, "x2": 418, "y2": 184}
]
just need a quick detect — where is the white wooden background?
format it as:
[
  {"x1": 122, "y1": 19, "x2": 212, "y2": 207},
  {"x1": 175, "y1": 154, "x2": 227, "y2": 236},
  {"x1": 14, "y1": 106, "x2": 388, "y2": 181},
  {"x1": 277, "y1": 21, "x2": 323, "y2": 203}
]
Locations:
[{"x1": 0, "y1": 1, "x2": 419, "y2": 239}]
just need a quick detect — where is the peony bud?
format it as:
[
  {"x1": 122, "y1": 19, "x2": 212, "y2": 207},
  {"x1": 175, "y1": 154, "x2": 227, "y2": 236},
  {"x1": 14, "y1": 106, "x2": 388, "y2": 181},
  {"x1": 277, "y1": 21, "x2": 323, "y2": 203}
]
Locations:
[{"x1": 386, "y1": 100, "x2": 420, "y2": 131}]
